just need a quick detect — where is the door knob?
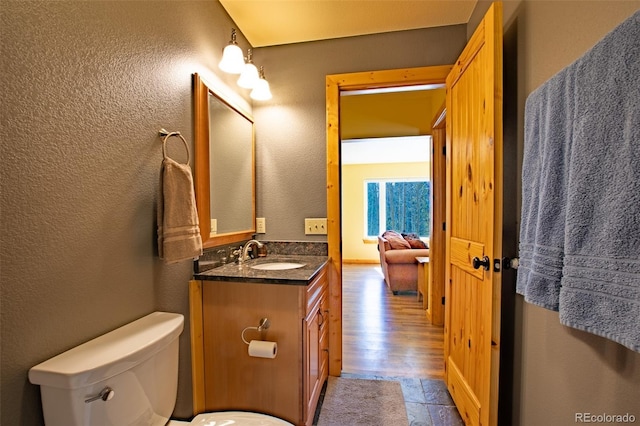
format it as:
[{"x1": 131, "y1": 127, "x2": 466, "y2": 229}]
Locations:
[{"x1": 472, "y1": 256, "x2": 490, "y2": 271}]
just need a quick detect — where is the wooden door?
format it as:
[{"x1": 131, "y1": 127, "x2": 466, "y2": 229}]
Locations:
[{"x1": 444, "y1": 3, "x2": 503, "y2": 426}]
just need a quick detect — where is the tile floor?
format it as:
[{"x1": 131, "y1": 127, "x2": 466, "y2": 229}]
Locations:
[{"x1": 315, "y1": 372, "x2": 464, "y2": 426}]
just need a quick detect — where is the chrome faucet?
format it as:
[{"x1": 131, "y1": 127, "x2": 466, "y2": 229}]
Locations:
[{"x1": 239, "y1": 239, "x2": 264, "y2": 264}]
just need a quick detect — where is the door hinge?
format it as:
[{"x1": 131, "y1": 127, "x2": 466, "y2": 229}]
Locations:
[
  {"x1": 442, "y1": 222, "x2": 446, "y2": 231},
  {"x1": 442, "y1": 146, "x2": 446, "y2": 156},
  {"x1": 441, "y1": 296, "x2": 445, "y2": 305}
]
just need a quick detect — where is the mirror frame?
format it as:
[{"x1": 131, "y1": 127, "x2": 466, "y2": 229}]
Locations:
[{"x1": 193, "y1": 73, "x2": 256, "y2": 248}]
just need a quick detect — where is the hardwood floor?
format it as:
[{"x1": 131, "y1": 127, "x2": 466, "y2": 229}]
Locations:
[{"x1": 341, "y1": 263, "x2": 445, "y2": 379}]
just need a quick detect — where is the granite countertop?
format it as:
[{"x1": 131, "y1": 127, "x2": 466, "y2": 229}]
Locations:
[{"x1": 193, "y1": 255, "x2": 329, "y2": 285}]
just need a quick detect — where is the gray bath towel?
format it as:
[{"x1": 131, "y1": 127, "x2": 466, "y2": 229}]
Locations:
[
  {"x1": 517, "y1": 66, "x2": 575, "y2": 311},
  {"x1": 559, "y1": 11, "x2": 640, "y2": 352}
]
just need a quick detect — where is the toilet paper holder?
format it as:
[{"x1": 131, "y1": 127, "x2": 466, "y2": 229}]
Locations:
[{"x1": 241, "y1": 317, "x2": 271, "y2": 345}]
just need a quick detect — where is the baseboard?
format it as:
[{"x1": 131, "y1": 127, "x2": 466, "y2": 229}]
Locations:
[{"x1": 342, "y1": 259, "x2": 380, "y2": 265}]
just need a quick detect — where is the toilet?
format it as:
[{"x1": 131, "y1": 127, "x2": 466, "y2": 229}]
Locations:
[{"x1": 28, "y1": 312, "x2": 292, "y2": 426}]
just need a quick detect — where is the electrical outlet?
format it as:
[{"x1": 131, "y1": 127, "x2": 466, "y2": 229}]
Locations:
[
  {"x1": 256, "y1": 217, "x2": 266, "y2": 234},
  {"x1": 210, "y1": 219, "x2": 217, "y2": 234},
  {"x1": 305, "y1": 218, "x2": 327, "y2": 235}
]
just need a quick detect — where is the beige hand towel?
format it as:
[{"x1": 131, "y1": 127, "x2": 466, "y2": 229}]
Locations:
[{"x1": 157, "y1": 156, "x2": 202, "y2": 264}]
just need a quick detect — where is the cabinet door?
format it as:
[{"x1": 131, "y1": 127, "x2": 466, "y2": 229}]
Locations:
[
  {"x1": 304, "y1": 301, "x2": 322, "y2": 426},
  {"x1": 201, "y1": 281, "x2": 302, "y2": 423},
  {"x1": 318, "y1": 293, "x2": 329, "y2": 383}
]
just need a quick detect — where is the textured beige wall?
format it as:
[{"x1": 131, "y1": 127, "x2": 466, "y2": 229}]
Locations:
[
  {"x1": 252, "y1": 26, "x2": 466, "y2": 241},
  {"x1": 7, "y1": 1, "x2": 635, "y2": 425},
  {"x1": 0, "y1": 1, "x2": 248, "y2": 423},
  {"x1": 341, "y1": 162, "x2": 430, "y2": 262},
  {"x1": 514, "y1": 3, "x2": 640, "y2": 425},
  {"x1": 0, "y1": 2, "x2": 466, "y2": 424}
]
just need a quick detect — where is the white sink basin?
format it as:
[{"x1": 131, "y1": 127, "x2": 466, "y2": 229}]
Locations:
[{"x1": 250, "y1": 262, "x2": 306, "y2": 270}]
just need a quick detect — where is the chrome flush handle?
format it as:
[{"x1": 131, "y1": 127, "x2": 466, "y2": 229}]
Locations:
[{"x1": 84, "y1": 387, "x2": 115, "y2": 404}]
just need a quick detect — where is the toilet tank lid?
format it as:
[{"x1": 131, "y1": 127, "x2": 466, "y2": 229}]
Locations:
[{"x1": 28, "y1": 312, "x2": 184, "y2": 390}]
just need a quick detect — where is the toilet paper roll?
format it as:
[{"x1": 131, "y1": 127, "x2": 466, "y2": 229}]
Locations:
[{"x1": 248, "y1": 340, "x2": 277, "y2": 359}]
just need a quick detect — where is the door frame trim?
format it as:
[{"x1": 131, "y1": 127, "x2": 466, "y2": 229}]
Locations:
[{"x1": 325, "y1": 65, "x2": 453, "y2": 376}]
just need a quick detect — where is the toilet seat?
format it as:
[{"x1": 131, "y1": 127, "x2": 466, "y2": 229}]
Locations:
[{"x1": 168, "y1": 411, "x2": 294, "y2": 425}]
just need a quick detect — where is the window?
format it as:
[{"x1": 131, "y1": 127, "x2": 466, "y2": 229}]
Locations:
[{"x1": 365, "y1": 179, "x2": 430, "y2": 238}]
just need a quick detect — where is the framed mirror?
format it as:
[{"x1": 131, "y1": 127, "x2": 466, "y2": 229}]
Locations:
[{"x1": 193, "y1": 73, "x2": 256, "y2": 248}]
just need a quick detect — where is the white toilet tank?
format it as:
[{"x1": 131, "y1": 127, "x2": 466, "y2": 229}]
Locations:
[{"x1": 29, "y1": 312, "x2": 184, "y2": 426}]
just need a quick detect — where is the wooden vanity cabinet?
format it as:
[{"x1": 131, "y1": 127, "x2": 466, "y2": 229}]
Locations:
[
  {"x1": 303, "y1": 268, "x2": 329, "y2": 426},
  {"x1": 190, "y1": 264, "x2": 328, "y2": 426}
]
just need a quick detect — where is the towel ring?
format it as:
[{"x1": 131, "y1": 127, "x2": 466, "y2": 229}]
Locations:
[{"x1": 159, "y1": 128, "x2": 190, "y2": 164}]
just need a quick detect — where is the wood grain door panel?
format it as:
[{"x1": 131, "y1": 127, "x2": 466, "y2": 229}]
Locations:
[
  {"x1": 450, "y1": 237, "x2": 486, "y2": 280},
  {"x1": 445, "y1": 3, "x2": 503, "y2": 426}
]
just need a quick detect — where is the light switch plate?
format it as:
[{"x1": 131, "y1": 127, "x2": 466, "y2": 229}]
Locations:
[
  {"x1": 256, "y1": 217, "x2": 266, "y2": 234},
  {"x1": 305, "y1": 218, "x2": 327, "y2": 235}
]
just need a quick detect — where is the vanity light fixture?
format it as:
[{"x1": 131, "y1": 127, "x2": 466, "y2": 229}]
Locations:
[
  {"x1": 237, "y1": 49, "x2": 260, "y2": 89},
  {"x1": 250, "y1": 66, "x2": 272, "y2": 101},
  {"x1": 218, "y1": 28, "x2": 245, "y2": 74}
]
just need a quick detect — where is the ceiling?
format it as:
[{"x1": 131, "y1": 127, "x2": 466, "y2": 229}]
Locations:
[
  {"x1": 340, "y1": 87, "x2": 446, "y2": 140},
  {"x1": 342, "y1": 136, "x2": 431, "y2": 165},
  {"x1": 219, "y1": 0, "x2": 478, "y2": 47}
]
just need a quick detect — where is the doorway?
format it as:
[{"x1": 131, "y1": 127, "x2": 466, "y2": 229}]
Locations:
[
  {"x1": 340, "y1": 87, "x2": 442, "y2": 264},
  {"x1": 325, "y1": 66, "x2": 452, "y2": 377}
]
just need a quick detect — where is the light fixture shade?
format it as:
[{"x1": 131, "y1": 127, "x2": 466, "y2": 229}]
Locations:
[
  {"x1": 250, "y1": 78, "x2": 272, "y2": 100},
  {"x1": 219, "y1": 44, "x2": 245, "y2": 74},
  {"x1": 218, "y1": 29, "x2": 245, "y2": 74},
  {"x1": 237, "y1": 50, "x2": 260, "y2": 89},
  {"x1": 250, "y1": 66, "x2": 272, "y2": 101},
  {"x1": 238, "y1": 63, "x2": 259, "y2": 88}
]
